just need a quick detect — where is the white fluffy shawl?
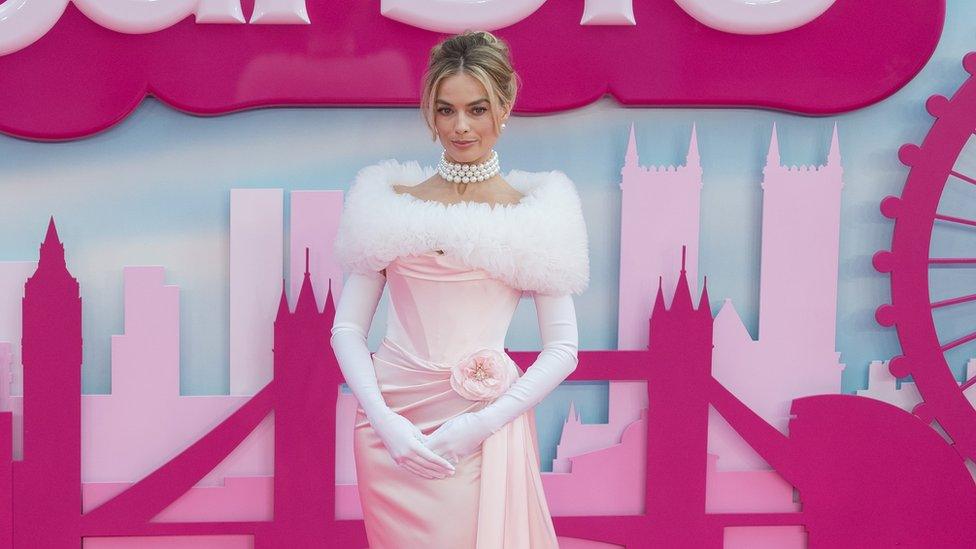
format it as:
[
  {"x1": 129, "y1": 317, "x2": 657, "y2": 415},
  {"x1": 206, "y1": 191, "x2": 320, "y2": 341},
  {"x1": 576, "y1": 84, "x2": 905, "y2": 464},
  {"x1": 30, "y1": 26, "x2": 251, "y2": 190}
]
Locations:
[{"x1": 333, "y1": 159, "x2": 590, "y2": 296}]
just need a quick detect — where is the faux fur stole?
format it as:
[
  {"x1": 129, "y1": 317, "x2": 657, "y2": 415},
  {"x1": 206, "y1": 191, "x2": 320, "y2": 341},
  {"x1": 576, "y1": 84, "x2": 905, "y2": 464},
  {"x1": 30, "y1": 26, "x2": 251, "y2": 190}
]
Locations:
[{"x1": 333, "y1": 158, "x2": 590, "y2": 296}]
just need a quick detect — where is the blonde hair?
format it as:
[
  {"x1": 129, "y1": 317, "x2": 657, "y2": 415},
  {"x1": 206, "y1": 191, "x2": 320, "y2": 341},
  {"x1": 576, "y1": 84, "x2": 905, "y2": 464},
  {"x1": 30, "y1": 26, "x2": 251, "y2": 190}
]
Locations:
[{"x1": 420, "y1": 30, "x2": 520, "y2": 141}]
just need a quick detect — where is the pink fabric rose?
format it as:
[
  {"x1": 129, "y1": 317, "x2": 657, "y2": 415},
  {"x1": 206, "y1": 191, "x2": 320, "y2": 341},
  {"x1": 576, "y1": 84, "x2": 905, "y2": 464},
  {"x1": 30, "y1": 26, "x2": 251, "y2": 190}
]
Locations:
[{"x1": 449, "y1": 349, "x2": 519, "y2": 402}]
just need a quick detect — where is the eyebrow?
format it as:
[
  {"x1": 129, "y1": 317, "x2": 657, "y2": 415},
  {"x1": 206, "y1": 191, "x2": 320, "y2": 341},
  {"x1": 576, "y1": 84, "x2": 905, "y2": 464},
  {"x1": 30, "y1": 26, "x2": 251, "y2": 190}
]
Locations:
[{"x1": 435, "y1": 98, "x2": 489, "y2": 106}]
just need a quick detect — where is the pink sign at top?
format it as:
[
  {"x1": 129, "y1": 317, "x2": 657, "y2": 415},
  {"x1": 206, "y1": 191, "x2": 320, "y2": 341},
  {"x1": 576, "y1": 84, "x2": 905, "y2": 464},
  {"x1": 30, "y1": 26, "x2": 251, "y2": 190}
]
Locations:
[{"x1": 0, "y1": 0, "x2": 945, "y2": 141}]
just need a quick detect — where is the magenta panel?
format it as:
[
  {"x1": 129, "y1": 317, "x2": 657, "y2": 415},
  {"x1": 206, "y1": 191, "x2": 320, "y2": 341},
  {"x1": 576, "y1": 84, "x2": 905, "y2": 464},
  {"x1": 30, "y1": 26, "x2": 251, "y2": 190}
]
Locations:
[{"x1": 0, "y1": 0, "x2": 944, "y2": 140}]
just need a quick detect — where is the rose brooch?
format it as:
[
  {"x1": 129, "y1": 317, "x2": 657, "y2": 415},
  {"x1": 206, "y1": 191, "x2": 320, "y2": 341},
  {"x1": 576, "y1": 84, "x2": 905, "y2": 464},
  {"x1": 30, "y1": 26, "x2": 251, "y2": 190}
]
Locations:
[{"x1": 449, "y1": 349, "x2": 519, "y2": 402}]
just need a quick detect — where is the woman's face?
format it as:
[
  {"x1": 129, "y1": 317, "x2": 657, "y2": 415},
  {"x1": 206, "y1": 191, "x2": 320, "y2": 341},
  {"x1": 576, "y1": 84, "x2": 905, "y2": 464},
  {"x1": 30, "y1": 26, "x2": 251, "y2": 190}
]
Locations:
[{"x1": 433, "y1": 72, "x2": 509, "y2": 165}]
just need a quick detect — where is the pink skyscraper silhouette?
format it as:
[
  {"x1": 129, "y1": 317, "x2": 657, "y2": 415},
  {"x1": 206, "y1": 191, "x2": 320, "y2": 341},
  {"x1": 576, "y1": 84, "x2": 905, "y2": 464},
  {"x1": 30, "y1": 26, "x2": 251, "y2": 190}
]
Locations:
[
  {"x1": 758, "y1": 123, "x2": 844, "y2": 363},
  {"x1": 617, "y1": 123, "x2": 702, "y2": 350},
  {"x1": 13, "y1": 218, "x2": 82, "y2": 547},
  {"x1": 710, "y1": 123, "x2": 846, "y2": 470}
]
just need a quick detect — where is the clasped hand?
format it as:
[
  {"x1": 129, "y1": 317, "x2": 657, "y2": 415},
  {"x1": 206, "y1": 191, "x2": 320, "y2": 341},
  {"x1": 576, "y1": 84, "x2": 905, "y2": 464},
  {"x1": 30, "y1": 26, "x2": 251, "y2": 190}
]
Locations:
[
  {"x1": 371, "y1": 410, "x2": 493, "y2": 480},
  {"x1": 424, "y1": 411, "x2": 494, "y2": 466}
]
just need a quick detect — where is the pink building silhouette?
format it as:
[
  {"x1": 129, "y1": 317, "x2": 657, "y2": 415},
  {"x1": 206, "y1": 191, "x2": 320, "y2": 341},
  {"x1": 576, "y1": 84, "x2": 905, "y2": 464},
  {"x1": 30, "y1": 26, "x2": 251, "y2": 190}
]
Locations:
[
  {"x1": 616, "y1": 123, "x2": 846, "y2": 471},
  {"x1": 603, "y1": 124, "x2": 847, "y2": 546},
  {"x1": 617, "y1": 123, "x2": 702, "y2": 350},
  {"x1": 857, "y1": 359, "x2": 976, "y2": 413},
  {"x1": 710, "y1": 123, "x2": 845, "y2": 470},
  {"x1": 552, "y1": 383, "x2": 647, "y2": 474},
  {"x1": 616, "y1": 125, "x2": 843, "y2": 470},
  {"x1": 13, "y1": 219, "x2": 83, "y2": 547},
  {"x1": 546, "y1": 407, "x2": 648, "y2": 516}
]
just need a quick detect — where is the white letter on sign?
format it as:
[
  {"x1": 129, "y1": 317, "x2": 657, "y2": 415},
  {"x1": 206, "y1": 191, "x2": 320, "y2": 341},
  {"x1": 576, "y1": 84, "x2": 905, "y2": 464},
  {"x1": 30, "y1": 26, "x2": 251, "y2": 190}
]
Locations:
[
  {"x1": 673, "y1": 0, "x2": 837, "y2": 35},
  {"x1": 250, "y1": 0, "x2": 310, "y2": 24},
  {"x1": 71, "y1": 0, "x2": 245, "y2": 33},
  {"x1": 0, "y1": 0, "x2": 313, "y2": 56},
  {"x1": 0, "y1": 0, "x2": 70, "y2": 56},
  {"x1": 381, "y1": 0, "x2": 547, "y2": 33},
  {"x1": 581, "y1": 0, "x2": 635, "y2": 26}
]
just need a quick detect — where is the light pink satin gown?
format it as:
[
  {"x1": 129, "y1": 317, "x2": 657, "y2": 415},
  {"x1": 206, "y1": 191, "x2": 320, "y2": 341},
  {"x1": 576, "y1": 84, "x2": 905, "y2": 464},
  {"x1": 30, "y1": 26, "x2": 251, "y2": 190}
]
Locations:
[{"x1": 353, "y1": 249, "x2": 559, "y2": 548}]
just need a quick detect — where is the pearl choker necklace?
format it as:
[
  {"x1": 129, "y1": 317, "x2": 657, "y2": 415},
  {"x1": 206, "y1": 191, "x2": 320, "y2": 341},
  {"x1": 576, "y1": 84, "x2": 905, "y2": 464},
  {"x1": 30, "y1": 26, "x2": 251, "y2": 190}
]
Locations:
[{"x1": 437, "y1": 149, "x2": 500, "y2": 183}]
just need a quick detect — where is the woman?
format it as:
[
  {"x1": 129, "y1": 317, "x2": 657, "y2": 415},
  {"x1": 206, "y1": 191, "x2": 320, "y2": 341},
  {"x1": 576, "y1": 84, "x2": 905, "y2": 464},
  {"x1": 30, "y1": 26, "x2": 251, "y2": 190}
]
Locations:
[{"x1": 330, "y1": 30, "x2": 589, "y2": 548}]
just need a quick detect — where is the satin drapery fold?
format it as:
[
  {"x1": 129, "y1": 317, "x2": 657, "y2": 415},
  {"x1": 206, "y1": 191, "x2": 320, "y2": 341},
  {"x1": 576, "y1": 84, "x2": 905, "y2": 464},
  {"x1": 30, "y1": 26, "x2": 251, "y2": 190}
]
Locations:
[
  {"x1": 477, "y1": 404, "x2": 558, "y2": 548},
  {"x1": 353, "y1": 336, "x2": 558, "y2": 548}
]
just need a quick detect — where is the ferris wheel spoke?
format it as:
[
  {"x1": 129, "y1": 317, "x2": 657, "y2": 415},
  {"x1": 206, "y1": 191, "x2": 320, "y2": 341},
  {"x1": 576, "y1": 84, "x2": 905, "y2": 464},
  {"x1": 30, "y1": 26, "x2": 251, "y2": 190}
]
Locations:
[
  {"x1": 931, "y1": 292, "x2": 976, "y2": 309},
  {"x1": 929, "y1": 257, "x2": 976, "y2": 265},
  {"x1": 935, "y1": 212, "x2": 976, "y2": 228},
  {"x1": 939, "y1": 329, "x2": 976, "y2": 352},
  {"x1": 951, "y1": 169, "x2": 976, "y2": 186},
  {"x1": 960, "y1": 375, "x2": 976, "y2": 392}
]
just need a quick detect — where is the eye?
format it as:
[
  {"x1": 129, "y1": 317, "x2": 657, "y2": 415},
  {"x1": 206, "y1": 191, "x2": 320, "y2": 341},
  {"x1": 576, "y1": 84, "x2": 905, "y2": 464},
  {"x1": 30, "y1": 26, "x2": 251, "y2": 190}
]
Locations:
[
  {"x1": 472, "y1": 106, "x2": 488, "y2": 115},
  {"x1": 437, "y1": 107, "x2": 453, "y2": 115}
]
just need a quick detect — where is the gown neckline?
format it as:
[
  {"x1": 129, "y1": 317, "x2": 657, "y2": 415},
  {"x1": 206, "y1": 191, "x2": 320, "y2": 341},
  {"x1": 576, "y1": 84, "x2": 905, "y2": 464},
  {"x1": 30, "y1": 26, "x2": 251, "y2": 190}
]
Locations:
[
  {"x1": 335, "y1": 159, "x2": 590, "y2": 296},
  {"x1": 392, "y1": 184, "x2": 527, "y2": 211}
]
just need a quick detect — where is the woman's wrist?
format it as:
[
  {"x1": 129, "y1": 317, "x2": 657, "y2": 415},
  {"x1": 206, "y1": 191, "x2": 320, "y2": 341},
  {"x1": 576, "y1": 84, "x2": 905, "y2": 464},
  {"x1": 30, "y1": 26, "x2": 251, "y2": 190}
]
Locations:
[
  {"x1": 471, "y1": 403, "x2": 509, "y2": 436},
  {"x1": 364, "y1": 402, "x2": 394, "y2": 423}
]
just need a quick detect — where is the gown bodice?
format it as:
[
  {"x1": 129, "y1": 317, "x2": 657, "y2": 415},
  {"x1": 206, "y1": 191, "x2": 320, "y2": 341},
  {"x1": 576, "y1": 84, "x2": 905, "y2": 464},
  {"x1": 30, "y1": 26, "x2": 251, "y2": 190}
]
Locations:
[
  {"x1": 382, "y1": 250, "x2": 523, "y2": 364},
  {"x1": 353, "y1": 247, "x2": 560, "y2": 549}
]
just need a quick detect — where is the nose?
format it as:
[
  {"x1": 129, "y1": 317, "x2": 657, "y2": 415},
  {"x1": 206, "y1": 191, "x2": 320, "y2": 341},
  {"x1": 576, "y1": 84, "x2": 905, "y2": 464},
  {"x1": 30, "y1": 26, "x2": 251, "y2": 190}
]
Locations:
[{"x1": 455, "y1": 112, "x2": 470, "y2": 134}]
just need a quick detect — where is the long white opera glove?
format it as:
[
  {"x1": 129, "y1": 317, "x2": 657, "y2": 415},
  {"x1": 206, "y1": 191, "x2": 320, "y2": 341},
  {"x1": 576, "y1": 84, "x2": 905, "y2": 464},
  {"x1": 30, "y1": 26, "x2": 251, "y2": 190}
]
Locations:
[
  {"x1": 425, "y1": 292, "x2": 579, "y2": 463},
  {"x1": 330, "y1": 270, "x2": 456, "y2": 479}
]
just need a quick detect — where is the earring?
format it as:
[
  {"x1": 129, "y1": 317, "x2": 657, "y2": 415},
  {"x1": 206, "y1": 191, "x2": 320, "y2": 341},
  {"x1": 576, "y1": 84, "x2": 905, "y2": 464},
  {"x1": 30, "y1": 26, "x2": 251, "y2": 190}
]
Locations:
[{"x1": 501, "y1": 123, "x2": 507, "y2": 131}]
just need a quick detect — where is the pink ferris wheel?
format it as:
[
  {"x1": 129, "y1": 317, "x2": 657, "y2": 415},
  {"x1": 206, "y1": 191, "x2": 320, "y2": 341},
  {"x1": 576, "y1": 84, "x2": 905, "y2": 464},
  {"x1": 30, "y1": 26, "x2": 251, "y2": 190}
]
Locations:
[{"x1": 874, "y1": 51, "x2": 976, "y2": 463}]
